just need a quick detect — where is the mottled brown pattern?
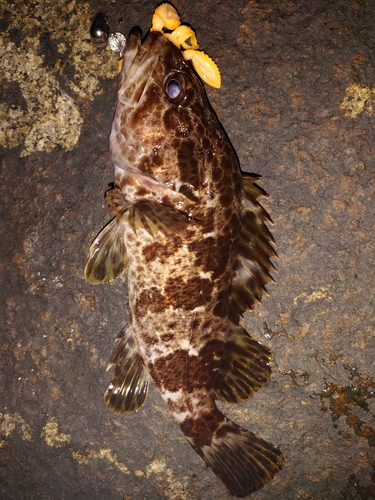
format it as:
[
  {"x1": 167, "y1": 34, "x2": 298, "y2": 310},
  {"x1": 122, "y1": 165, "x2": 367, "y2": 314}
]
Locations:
[
  {"x1": 164, "y1": 276, "x2": 214, "y2": 306},
  {"x1": 141, "y1": 238, "x2": 182, "y2": 263},
  {"x1": 150, "y1": 338, "x2": 225, "y2": 392},
  {"x1": 134, "y1": 274, "x2": 215, "y2": 317},
  {"x1": 163, "y1": 107, "x2": 194, "y2": 137},
  {"x1": 176, "y1": 139, "x2": 200, "y2": 188},
  {"x1": 180, "y1": 410, "x2": 225, "y2": 445},
  {"x1": 88, "y1": 28, "x2": 282, "y2": 497},
  {"x1": 149, "y1": 349, "x2": 189, "y2": 392},
  {"x1": 134, "y1": 287, "x2": 165, "y2": 316},
  {"x1": 160, "y1": 332, "x2": 174, "y2": 342}
]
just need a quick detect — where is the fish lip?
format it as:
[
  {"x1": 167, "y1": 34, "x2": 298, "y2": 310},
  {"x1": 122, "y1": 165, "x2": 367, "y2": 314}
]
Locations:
[
  {"x1": 119, "y1": 28, "x2": 142, "y2": 82},
  {"x1": 119, "y1": 30, "x2": 167, "y2": 104}
]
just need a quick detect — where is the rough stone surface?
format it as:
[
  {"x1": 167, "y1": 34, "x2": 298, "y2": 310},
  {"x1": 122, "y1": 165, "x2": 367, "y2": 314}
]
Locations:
[{"x1": 1, "y1": 0, "x2": 374, "y2": 499}]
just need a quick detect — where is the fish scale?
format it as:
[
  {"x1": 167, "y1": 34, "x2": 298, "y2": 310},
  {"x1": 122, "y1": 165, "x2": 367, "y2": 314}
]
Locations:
[{"x1": 85, "y1": 28, "x2": 283, "y2": 497}]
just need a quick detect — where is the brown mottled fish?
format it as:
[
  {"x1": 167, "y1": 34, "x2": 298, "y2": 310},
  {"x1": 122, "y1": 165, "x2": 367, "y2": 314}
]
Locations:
[{"x1": 85, "y1": 27, "x2": 283, "y2": 497}]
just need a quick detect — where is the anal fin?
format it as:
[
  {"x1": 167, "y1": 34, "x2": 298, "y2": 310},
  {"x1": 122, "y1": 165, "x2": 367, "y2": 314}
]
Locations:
[
  {"x1": 214, "y1": 323, "x2": 272, "y2": 404},
  {"x1": 105, "y1": 326, "x2": 150, "y2": 413}
]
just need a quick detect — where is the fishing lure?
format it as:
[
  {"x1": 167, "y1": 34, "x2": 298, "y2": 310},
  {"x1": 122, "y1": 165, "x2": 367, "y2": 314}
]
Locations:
[{"x1": 151, "y1": 3, "x2": 221, "y2": 88}]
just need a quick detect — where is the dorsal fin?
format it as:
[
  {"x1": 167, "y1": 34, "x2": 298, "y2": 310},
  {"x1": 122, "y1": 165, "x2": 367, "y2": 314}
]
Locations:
[
  {"x1": 229, "y1": 174, "x2": 277, "y2": 322},
  {"x1": 214, "y1": 322, "x2": 272, "y2": 404}
]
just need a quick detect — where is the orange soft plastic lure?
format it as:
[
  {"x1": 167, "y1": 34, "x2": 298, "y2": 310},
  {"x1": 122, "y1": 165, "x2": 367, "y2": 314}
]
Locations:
[{"x1": 150, "y1": 3, "x2": 221, "y2": 88}]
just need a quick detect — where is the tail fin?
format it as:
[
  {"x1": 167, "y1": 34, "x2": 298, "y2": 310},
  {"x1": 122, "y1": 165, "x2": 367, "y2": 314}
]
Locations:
[{"x1": 189, "y1": 417, "x2": 283, "y2": 497}]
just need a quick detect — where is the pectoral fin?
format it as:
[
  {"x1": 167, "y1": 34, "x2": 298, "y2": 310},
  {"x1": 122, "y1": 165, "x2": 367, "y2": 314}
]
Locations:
[
  {"x1": 84, "y1": 218, "x2": 128, "y2": 284},
  {"x1": 105, "y1": 326, "x2": 150, "y2": 413},
  {"x1": 127, "y1": 201, "x2": 190, "y2": 236},
  {"x1": 214, "y1": 323, "x2": 272, "y2": 404}
]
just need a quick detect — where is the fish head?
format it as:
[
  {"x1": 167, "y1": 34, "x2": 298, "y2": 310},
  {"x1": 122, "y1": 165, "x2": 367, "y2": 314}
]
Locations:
[{"x1": 110, "y1": 30, "x2": 225, "y2": 199}]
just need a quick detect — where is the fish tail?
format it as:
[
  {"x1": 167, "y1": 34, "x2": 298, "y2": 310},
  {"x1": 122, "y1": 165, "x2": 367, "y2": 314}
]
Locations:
[{"x1": 186, "y1": 416, "x2": 283, "y2": 497}]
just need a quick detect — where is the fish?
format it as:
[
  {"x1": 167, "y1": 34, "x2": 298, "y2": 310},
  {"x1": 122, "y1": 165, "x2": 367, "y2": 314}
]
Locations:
[{"x1": 85, "y1": 28, "x2": 283, "y2": 497}]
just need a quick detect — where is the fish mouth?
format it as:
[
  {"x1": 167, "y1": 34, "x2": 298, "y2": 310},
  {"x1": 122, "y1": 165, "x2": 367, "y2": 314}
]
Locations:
[
  {"x1": 119, "y1": 30, "x2": 167, "y2": 105},
  {"x1": 110, "y1": 30, "x2": 169, "y2": 177}
]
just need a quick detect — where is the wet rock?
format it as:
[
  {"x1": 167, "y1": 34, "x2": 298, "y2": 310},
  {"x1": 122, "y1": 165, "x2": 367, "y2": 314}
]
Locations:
[{"x1": 1, "y1": 1, "x2": 374, "y2": 499}]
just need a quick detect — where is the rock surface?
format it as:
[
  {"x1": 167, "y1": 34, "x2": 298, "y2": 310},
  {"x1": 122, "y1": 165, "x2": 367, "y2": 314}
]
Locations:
[{"x1": 1, "y1": 0, "x2": 374, "y2": 499}]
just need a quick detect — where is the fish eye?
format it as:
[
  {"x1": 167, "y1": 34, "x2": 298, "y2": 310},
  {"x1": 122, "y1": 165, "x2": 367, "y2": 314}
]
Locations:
[
  {"x1": 167, "y1": 80, "x2": 181, "y2": 99},
  {"x1": 164, "y1": 74, "x2": 186, "y2": 104}
]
